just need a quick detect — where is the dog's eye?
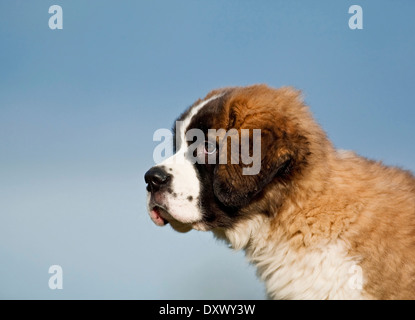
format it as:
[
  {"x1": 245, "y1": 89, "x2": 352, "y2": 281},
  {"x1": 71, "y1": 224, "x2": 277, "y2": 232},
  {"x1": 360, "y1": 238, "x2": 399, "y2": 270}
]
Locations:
[{"x1": 204, "y1": 141, "x2": 217, "y2": 155}]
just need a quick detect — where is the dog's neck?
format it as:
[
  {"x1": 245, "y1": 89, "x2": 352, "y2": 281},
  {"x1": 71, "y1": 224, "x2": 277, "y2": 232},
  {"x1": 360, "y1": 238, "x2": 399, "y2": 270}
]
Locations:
[
  {"x1": 213, "y1": 210, "x2": 365, "y2": 299},
  {"x1": 212, "y1": 149, "x2": 367, "y2": 300}
]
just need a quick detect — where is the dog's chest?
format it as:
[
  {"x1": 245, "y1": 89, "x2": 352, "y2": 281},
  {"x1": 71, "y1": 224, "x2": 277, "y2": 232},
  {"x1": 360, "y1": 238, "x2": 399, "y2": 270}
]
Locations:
[
  {"x1": 222, "y1": 215, "x2": 367, "y2": 299},
  {"x1": 248, "y1": 239, "x2": 366, "y2": 299}
]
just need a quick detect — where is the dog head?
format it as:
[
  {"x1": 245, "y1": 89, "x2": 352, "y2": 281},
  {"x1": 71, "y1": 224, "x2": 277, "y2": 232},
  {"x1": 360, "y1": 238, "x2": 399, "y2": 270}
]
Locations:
[{"x1": 145, "y1": 84, "x2": 314, "y2": 232}]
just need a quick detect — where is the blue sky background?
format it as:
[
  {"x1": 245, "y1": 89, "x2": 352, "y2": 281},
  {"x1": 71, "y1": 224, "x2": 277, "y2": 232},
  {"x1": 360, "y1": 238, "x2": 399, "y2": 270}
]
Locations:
[{"x1": 0, "y1": 0, "x2": 414, "y2": 299}]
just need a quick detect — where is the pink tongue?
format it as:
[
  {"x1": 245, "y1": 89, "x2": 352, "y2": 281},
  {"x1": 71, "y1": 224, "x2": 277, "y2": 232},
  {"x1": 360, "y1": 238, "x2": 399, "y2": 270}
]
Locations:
[{"x1": 150, "y1": 207, "x2": 167, "y2": 226}]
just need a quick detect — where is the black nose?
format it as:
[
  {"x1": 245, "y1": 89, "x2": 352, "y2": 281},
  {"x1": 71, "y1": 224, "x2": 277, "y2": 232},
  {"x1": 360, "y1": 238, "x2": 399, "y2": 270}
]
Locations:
[{"x1": 145, "y1": 167, "x2": 171, "y2": 192}]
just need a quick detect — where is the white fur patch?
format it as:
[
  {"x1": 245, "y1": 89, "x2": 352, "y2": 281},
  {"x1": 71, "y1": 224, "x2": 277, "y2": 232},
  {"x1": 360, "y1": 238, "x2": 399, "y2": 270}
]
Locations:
[
  {"x1": 222, "y1": 216, "x2": 366, "y2": 300},
  {"x1": 155, "y1": 95, "x2": 222, "y2": 224}
]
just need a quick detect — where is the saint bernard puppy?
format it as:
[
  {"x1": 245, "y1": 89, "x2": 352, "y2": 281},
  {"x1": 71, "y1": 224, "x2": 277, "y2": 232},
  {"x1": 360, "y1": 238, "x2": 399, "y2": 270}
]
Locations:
[{"x1": 145, "y1": 84, "x2": 415, "y2": 300}]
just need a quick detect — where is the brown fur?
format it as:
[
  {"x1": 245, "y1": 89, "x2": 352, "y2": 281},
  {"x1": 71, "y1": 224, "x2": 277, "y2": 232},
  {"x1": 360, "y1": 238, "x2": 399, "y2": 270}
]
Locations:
[{"x1": 206, "y1": 84, "x2": 415, "y2": 299}]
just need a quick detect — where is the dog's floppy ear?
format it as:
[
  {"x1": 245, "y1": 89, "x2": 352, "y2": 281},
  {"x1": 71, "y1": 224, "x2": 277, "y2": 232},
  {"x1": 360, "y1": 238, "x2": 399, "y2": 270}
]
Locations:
[{"x1": 212, "y1": 87, "x2": 309, "y2": 208}]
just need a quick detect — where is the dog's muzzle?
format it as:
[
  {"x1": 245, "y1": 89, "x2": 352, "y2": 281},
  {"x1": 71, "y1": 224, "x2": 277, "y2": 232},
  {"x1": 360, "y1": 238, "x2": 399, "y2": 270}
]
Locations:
[{"x1": 145, "y1": 166, "x2": 172, "y2": 226}]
